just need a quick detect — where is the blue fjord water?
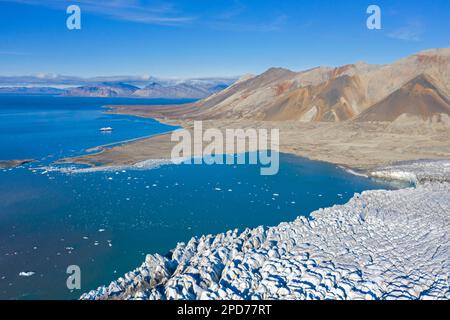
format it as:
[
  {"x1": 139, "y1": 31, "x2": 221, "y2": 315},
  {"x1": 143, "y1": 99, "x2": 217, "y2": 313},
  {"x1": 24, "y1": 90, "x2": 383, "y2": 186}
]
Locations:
[
  {"x1": 0, "y1": 95, "x2": 182, "y2": 162},
  {"x1": 0, "y1": 95, "x2": 396, "y2": 299}
]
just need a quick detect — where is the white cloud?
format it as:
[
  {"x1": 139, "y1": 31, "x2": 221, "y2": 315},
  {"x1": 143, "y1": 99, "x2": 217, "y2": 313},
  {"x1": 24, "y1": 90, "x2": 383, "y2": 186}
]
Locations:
[
  {"x1": 388, "y1": 20, "x2": 424, "y2": 42},
  {"x1": 0, "y1": 0, "x2": 195, "y2": 25},
  {"x1": 210, "y1": 14, "x2": 288, "y2": 32},
  {"x1": 217, "y1": 0, "x2": 246, "y2": 20}
]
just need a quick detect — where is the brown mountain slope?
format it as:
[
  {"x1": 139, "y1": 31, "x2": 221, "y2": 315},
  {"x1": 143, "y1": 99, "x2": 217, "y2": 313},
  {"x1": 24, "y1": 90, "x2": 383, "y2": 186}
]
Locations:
[
  {"x1": 197, "y1": 68, "x2": 295, "y2": 110},
  {"x1": 361, "y1": 48, "x2": 450, "y2": 104},
  {"x1": 114, "y1": 69, "x2": 297, "y2": 121},
  {"x1": 263, "y1": 74, "x2": 368, "y2": 121},
  {"x1": 192, "y1": 69, "x2": 369, "y2": 121},
  {"x1": 191, "y1": 48, "x2": 450, "y2": 122},
  {"x1": 355, "y1": 74, "x2": 450, "y2": 122},
  {"x1": 110, "y1": 47, "x2": 450, "y2": 123}
]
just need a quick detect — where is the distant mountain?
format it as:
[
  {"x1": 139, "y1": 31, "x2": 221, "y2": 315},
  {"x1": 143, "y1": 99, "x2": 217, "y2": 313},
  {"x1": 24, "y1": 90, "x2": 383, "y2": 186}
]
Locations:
[
  {"x1": 143, "y1": 47, "x2": 449, "y2": 123},
  {"x1": 133, "y1": 80, "x2": 233, "y2": 99},
  {"x1": 355, "y1": 74, "x2": 450, "y2": 121},
  {"x1": 63, "y1": 82, "x2": 140, "y2": 97},
  {"x1": 133, "y1": 82, "x2": 202, "y2": 98},
  {"x1": 0, "y1": 76, "x2": 237, "y2": 99},
  {"x1": 0, "y1": 86, "x2": 64, "y2": 95}
]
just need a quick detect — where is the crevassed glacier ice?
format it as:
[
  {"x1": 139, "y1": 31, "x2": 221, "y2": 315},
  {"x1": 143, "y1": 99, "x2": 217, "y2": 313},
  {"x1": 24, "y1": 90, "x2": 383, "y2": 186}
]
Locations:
[{"x1": 81, "y1": 161, "x2": 450, "y2": 300}]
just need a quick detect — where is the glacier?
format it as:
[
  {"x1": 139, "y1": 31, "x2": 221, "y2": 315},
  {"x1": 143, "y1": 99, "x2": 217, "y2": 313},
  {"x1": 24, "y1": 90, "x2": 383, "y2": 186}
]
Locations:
[{"x1": 81, "y1": 160, "x2": 450, "y2": 300}]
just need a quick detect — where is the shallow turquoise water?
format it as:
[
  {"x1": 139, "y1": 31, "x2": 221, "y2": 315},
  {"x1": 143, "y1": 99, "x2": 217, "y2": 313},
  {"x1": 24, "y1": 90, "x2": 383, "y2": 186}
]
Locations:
[{"x1": 0, "y1": 96, "x2": 397, "y2": 300}]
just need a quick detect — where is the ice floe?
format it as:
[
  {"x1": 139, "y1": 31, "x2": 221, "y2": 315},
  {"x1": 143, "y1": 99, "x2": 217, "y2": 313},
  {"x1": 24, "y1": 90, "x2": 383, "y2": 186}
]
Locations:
[
  {"x1": 19, "y1": 272, "x2": 35, "y2": 277},
  {"x1": 35, "y1": 159, "x2": 172, "y2": 175}
]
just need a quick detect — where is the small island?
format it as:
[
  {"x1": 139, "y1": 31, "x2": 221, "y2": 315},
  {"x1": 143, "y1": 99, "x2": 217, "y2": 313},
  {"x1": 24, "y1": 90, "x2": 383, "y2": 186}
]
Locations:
[{"x1": 0, "y1": 159, "x2": 35, "y2": 169}]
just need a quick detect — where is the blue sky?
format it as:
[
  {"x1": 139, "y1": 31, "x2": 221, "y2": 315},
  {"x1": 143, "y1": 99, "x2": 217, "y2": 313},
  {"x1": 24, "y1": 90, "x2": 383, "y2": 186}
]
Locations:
[{"x1": 0, "y1": 0, "x2": 449, "y2": 78}]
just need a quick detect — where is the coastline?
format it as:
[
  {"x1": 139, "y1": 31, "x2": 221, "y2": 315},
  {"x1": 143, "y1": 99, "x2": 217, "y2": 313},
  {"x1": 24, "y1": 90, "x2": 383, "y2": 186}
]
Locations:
[
  {"x1": 70, "y1": 104, "x2": 450, "y2": 300},
  {"x1": 44, "y1": 103, "x2": 447, "y2": 300},
  {"x1": 84, "y1": 130, "x2": 178, "y2": 154},
  {"x1": 58, "y1": 105, "x2": 450, "y2": 174}
]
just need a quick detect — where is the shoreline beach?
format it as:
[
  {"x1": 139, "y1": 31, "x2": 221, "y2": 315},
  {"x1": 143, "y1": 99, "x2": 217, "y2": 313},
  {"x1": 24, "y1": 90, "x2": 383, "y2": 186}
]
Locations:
[{"x1": 59, "y1": 104, "x2": 450, "y2": 173}]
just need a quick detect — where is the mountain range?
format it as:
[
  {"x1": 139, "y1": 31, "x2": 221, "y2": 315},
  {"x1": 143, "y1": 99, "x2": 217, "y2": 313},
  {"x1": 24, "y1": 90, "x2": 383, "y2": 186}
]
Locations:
[
  {"x1": 133, "y1": 47, "x2": 450, "y2": 123},
  {"x1": 2, "y1": 48, "x2": 450, "y2": 122},
  {"x1": 0, "y1": 76, "x2": 237, "y2": 99}
]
